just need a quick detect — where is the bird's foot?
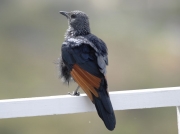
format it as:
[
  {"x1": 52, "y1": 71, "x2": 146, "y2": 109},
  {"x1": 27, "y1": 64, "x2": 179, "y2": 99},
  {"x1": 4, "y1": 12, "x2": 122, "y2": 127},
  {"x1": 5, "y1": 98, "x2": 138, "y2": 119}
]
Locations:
[{"x1": 68, "y1": 91, "x2": 80, "y2": 96}]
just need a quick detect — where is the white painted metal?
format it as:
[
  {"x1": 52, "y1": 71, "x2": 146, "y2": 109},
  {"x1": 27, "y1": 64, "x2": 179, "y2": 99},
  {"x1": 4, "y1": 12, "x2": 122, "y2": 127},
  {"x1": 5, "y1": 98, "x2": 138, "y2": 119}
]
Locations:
[
  {"x1": 0, "y1": 87, "x2": 180, "y2": 119},
  {"x1": 177, "y1": 106, "x2": 180, "y2": 134}
]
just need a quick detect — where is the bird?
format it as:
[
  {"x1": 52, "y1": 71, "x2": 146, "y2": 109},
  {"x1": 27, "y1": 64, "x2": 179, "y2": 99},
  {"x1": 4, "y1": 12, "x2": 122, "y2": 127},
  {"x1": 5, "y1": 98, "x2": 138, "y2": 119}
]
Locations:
[{"x1": 59, "y1": 10, "x2": 116, "y2": 131}]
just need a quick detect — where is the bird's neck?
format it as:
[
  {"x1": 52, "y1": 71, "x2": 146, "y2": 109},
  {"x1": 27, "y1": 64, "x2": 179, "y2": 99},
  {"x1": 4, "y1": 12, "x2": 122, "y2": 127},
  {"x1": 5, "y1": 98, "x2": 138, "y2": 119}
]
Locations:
[{"x1": 65, "y1": 26, "x2": 90, "y2": 39}]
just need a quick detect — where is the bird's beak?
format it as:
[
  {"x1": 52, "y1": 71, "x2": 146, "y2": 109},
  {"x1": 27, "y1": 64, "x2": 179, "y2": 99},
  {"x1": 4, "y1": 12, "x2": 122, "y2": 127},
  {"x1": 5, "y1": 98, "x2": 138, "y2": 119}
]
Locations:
[{"x1": 59, "y1": 11, "x2": 69, "y2": 18}]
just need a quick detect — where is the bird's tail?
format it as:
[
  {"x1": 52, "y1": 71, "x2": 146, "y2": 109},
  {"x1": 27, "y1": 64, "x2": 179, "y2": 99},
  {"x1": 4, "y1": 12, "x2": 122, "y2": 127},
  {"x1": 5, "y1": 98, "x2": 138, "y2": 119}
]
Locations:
[{"x1": 93, "y1": 78, "x2": 116, "y2": 131}]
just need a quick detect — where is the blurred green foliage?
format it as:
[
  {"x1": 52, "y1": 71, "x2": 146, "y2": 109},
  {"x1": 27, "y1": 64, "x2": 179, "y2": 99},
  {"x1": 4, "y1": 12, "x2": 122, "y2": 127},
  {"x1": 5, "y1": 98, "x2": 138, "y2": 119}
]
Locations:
[{"x1": 0, "y1": 0, "x2": 180, "y2": 134}]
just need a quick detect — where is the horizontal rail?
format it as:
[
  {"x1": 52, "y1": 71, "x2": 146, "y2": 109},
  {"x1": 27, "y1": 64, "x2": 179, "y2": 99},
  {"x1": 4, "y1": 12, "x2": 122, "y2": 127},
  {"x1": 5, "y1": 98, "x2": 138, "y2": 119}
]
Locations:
[{"x1": 0, "y1": 87, "x2": 180, "y2": 119}]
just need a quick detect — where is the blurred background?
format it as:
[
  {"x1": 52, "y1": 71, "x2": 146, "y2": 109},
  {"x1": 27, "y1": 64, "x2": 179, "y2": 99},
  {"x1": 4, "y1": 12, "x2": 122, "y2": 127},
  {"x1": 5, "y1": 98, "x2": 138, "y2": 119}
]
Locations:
[{"x1": 0, "y1": 0, "x2": 180, "y2": 134}]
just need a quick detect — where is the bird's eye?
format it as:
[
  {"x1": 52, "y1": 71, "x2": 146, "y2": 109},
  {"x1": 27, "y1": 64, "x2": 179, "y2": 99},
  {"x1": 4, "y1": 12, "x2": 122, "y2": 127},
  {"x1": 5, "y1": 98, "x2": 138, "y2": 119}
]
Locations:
[{"x1": 71, "y1": 14, "x2": 76, "y2": 19}]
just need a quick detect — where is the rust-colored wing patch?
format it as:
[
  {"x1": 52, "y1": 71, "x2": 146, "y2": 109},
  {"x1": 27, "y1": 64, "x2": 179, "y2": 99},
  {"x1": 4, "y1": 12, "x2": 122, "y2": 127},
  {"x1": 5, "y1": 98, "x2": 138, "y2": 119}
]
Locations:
[{"x1": 70, "y1": 64, "x2": 101, "y2": 101}]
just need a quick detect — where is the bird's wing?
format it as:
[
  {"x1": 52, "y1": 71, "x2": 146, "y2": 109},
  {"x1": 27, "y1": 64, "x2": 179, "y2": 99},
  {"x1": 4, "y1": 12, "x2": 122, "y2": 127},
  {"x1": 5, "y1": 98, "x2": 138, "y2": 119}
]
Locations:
[
  {"x1": 70, "y1": 64, "x2": 100, "y2": 101},
  {"x1": 61, "y1": 37, "x2": 107, "y2": 101}
]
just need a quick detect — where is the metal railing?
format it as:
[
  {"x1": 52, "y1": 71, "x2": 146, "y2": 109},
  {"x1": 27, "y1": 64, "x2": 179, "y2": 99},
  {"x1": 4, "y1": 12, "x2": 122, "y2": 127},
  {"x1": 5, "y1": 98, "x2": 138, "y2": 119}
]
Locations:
[{"x1": 0, "y1": 87, "x2": 180, "y2": 133}]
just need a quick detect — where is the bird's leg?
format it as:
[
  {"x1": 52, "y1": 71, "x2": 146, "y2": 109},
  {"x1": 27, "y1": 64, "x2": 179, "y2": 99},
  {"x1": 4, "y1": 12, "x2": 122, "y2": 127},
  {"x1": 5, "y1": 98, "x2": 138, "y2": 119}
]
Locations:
[{"x1": 68, "y1": 86, "x2": 80, "y2": 96}]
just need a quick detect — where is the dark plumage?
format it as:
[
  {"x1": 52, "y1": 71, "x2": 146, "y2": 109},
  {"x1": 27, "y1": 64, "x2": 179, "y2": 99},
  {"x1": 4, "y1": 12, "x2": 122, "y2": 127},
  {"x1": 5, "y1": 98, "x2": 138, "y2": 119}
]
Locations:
[{"x1": 59, "y1": 10, "x2": 116, "y2": 130}]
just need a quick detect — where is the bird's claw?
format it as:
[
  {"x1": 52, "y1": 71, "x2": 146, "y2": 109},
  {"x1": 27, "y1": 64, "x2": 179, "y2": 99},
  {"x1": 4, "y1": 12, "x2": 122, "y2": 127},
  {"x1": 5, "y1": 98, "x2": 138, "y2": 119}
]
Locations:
[{"x1": 68, "y1": 91, "x2": 80, "y2": 96}]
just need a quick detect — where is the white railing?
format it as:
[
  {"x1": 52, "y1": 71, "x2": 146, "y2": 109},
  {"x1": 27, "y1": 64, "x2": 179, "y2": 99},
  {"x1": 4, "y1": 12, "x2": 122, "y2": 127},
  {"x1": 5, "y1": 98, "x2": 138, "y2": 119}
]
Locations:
[{"x1": 0, "y1": 87, "x2": 180, "y2": 133}]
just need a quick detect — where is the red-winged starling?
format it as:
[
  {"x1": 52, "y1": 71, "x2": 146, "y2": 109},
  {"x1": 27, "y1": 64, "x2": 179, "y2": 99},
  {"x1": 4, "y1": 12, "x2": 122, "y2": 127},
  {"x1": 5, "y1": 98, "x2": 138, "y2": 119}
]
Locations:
[{"x1": 59, "y1": 10, "x2": 116, "y2": 131}]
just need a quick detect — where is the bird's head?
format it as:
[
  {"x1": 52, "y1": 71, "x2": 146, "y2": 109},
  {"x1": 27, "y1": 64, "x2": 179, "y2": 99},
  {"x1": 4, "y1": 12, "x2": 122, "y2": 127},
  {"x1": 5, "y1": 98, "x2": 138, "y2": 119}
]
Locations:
[{"x1": 60, "y1": 10, "x2": 90, "y2": 36}]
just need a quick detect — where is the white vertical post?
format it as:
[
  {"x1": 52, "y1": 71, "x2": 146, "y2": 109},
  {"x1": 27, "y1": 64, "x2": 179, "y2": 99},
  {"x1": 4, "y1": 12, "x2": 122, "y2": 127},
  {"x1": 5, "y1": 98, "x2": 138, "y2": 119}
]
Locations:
[{"x1": 176, "y1": 106, "x2": 180, "y2": 134}]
